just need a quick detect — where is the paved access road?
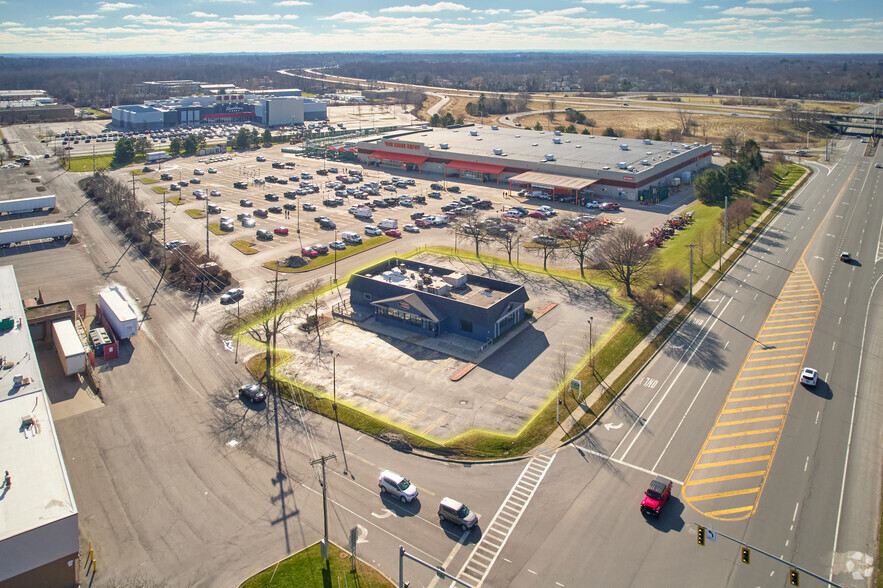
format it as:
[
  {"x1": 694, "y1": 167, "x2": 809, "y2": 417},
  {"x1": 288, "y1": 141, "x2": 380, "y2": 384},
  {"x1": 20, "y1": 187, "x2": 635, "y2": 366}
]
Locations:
[{"x1": 478, "y1": 136, "x2": 883, "y2": 587}]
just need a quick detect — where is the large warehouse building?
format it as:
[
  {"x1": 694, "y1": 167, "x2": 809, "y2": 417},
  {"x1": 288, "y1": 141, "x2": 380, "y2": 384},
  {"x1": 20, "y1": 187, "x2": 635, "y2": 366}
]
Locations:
[
  {"x1": 0, "y1": 266, "x2": 79, "y2": 588},
  {"x1": 355, "y1": 126, "x2": 712, "y2": 202},
  {"x1": 112, "y1": 89, "x2": 327, "y2": 130}
]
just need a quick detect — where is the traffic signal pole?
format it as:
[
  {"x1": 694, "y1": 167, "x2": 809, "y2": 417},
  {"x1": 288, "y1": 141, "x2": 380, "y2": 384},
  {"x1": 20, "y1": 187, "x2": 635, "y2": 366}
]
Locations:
[{"x1": 695, "y1": 524, "x2": 841, "y2": 587}]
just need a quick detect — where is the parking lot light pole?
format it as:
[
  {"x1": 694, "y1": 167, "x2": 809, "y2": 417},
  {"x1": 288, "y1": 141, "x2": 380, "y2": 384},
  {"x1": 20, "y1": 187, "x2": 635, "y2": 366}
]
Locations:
[
  {"x1": 329, "y1": 350, "x2": 340, "y2": 410},
  {"x1": 686, "y1": 244, "x2": 697, "y2": 301},
  {"x1": 333, "y1": 229, "x2": 338, "y2": 282},
  {"x1": 588, "y1": 316, "x2": 594, "y2": 369}
]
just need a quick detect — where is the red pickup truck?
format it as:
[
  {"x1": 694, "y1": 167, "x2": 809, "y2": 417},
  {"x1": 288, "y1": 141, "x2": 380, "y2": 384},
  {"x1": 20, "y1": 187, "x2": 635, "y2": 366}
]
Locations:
[{"x1": 640, "y1": 476, "x2": 672, "y2": 518}]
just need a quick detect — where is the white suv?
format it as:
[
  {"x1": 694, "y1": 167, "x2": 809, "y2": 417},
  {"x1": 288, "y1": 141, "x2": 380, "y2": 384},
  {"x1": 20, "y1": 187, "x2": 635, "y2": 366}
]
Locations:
[{"x1": 378, "y1": 470, "x2": 418, "y2": 503}]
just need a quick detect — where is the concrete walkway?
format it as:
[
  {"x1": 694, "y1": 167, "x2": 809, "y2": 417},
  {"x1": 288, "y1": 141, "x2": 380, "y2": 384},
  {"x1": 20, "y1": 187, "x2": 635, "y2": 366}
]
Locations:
[{"x1": 539, "y1": 170, "x2": 807, "y2": 450}]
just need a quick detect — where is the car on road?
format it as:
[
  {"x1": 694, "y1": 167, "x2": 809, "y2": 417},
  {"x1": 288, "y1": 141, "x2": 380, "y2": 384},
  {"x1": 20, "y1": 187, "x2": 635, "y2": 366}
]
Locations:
[
  {"x1": 238, "y1": 383, "x2": 266, "y2": 403},
  {"x1": 220, "y1": 288, "x2": 244, "y2": 304},
  {"x1": 301, "y1": 246, "x2": 318, "y2": 258},
  {"x1": 329, "y1": 240, "x2": 346, "y2": 250},
  {"x1": 274, "y1": 227, "x2": 289, "y2": 236},
  {"x1": 840, "y1": 252, "x2": 851, "y2": 262},
  {"x1": 240, "y1": 199, "x2": 253, "y2": 207},
  {"x1": 302, "y1": 203, "x2": 316, "y2": 211},
  {"x1": 640, "y1": 476, "x2": 672, "y2": 518},
  {"x1": 876, "y1": 163, "x2": 883, "y2": 169},
  {"x1": 379, "y1": 470, "x2": 418, "y2": 503},
  {"x1": 365, "y1": 225, "x2": 383, "y2": 236},
  {"x1": 385, "y1": 229, "x2": 402, "y2": 238},
  {"x1": 403, "y1": 224, "x2": 420, "y2": 233},
  {"x1": 438, "y1": 497, "x2": 478, "y2": 531},
  {"x1": 800, "y1": 367, "x2": 818, "y2": 387}
]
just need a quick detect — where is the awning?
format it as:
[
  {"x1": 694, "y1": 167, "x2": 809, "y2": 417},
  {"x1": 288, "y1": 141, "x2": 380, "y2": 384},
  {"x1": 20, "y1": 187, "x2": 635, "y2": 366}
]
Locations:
[
  {"x1": 508, "y1": 171, "x2": 596, "y2": 191},
  {"x1": 328, "y1": 145, "x2": 357, "y2": 152},
  {"x1": 366, "y1": 150, "x2": 428, "y2": 165},
  {"x1": 446, "y1": 160, "x2": 506, "y2": 175}
]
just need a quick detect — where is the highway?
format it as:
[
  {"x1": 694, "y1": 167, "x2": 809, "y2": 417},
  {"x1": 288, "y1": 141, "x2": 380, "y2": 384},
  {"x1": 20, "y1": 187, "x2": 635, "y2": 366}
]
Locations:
[{"x1": 471, "y1": 136, "x2": 882, "y2": 587}]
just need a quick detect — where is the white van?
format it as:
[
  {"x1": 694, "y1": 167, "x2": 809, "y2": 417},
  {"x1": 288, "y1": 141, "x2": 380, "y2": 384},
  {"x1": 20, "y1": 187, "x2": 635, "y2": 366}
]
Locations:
[
  {"x1": 354, "y1": 208, "x2": 373, "y2": 219},
  {"x1": 341, "y1": 231, "x2": 362, "y2": 244},
  {"x1": 378, "y1": 218, "x2": 398, "y2": 230}
]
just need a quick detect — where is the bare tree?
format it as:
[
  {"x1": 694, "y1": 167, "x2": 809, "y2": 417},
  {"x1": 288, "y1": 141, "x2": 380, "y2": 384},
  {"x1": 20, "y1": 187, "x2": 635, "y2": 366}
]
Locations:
[
  {"x1": 554, "y1": 214, "x2": 603, "y2": 279},
  {"x1": 728, "y1": 198, "x2": 754, "y2": 231},
  {"x1": 488, "y1": 223, "x2": 523, "y2": 264},
  {"x1": 448, "y1": 210, "x2": 490, "y2": 258},
  {"x1": 294, "y1": 278, "x2": 326, "y2": 349},
  {"x1": 597, "y1": 226, "x2": 656, "y2": 298},
  {"x1": 675, "y1": 107, "x2": 696, "y2": 137},
  {"x1": 241, "y1": 276, "x2": 299, "y2": 381},
  {"x1": 527, "y1": 219, "x2": 559, "y2": 271}
]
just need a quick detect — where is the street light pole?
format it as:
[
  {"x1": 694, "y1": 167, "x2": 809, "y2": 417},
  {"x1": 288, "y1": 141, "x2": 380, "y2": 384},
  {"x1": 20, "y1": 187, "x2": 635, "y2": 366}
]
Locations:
[
  {"x1": 806, "y1": 130, "x2": 813, "y2": 150},
  {"x1": 686, "y1": 244, "x2": 697, "y2": 301},
  {"x1": 333, "y1": 229, "x2": 338, "y2": 283},
  {"x1": 588, "y1": 316, "x2": 594, "y2": 370}
]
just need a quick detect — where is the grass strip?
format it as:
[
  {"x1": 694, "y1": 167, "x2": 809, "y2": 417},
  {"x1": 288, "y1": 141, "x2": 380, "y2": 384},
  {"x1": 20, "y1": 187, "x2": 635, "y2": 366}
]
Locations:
[
  {"x1": 262, "y1": 235, "x2": 394, "y2": 273},
  {"x1": 152, "y1": 186, "x2": 168, "y2": 195},
  {"x1": 240, "y1": 542, "x2": 393, "y2": 588},
  {"x1": 232, "y1": 240, "x2": 258, "y2": 254},
  {"x1": 185, "y1": 209, "x2": 206, "y2": 219}
]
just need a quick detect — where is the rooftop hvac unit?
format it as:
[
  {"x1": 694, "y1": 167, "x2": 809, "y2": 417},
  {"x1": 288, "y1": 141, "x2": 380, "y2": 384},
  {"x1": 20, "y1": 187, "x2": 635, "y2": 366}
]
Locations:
[
  {"x1": 491, "y1": 125, "x2": 499, "y2": 130},
  {"x1": 620, "y1": 144, "x2": 630, "y2": 150},
  {"x1": 554, "y1": 130, "x2": 562, "y2": 136},
  {"x1": 642, "y1": 160, "x2": 650, "y2": 165},
  {"x1": 576, "y1": 145, "x2": 582, "y2": 148},
  {"x1": 469, "y1": 130, "x2": 478, "y2": 136},
  {"x1": 544, "y1": 154, "x2": 555, "y2": 161},
  {"x1": 617, "y1": 162, "x2": 628, "y2": 169},
  {"x1": 552, "y1": 138, "x2": 562, "y2": 144},
  {"x1": 440, "y1": 143, "x2": 449, "y2": 149},
  {"x1": 493, "y1": 148, "x2": 504, "y2": 155}
]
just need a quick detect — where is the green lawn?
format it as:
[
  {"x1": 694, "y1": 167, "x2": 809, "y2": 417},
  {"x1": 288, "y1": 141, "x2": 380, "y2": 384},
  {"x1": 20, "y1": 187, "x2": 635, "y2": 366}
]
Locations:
[
  {"x1": 152, "y1": 186, "x2": 168, "y2": 195},
  {"x1": 232, "y1": 240, "x2": 258, "y2": 254},
  {"x1": 185, "y1": 209, "x2": 206, "y2": 219},
  {"x1": 263, "y1": 235, "x2": 393, "y2": 273},
  {"x1": 63, "y1": 154, "x2": 114, "y2": 172},
  {"x1": 240, "y1": 542, "x2": 393, "y2": 588},
  {"x1": 140, "y1": 177, "x2": 159, "y2": 184}
]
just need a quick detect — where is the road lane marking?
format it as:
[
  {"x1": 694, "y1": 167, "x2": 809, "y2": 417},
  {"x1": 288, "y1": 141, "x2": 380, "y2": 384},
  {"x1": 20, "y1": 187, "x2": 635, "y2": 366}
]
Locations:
[
  {"x1": 709, "y1": 427, "x2": 781, "y2": 440},
  {"x1": 736, "y1": 371, "x2": 799, "y2": 381},
  {"x1": 727, "y1": 393, "x2": 790, "y2": 402},
  {"x1": 694, "y1": 455, "x2": 771, "y2": 469},
  {"x1": 687, "y1": 487, "x2": 761, "y2": 502},
  {"x1": 715, "y1": 415, "x2": 785, "y2": 427},
  {"x1": 685, "y1": 471, "x2": 767, "y2": 486},
  {"x1": 741, "y1": 362, "x2": 801, "y2": 371},
  {"x1": 705, "y1": 505, "x2": 754, "y2": 517},
  {"x1": 746, "y1": 353, "x2": 804, "y2": 362},
  {"x1": 749, "y1": 345, "x2": 806, "y2": 353},
  {"x1": 755, "y1": 337, "x2": 809, "y2": 345},
  {"x1": 732, "y1": 382, "x2": 797, "y2": 391},
  {"x1": 720, "y1": 403, "x2": 788, "y2": 414},
  {"x1": 701, "y1": 441, "x2": 775, "y2": 454}
]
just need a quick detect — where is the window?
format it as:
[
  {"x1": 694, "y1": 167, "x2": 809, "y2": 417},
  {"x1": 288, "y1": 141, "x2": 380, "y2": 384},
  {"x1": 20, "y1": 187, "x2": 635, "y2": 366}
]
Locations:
[
  {"x1": 459, "y1": 320, "x2": 473, "y2": 333},
  {"x1": 363, "y1": 293, "x2": 372, "y2": 301}
]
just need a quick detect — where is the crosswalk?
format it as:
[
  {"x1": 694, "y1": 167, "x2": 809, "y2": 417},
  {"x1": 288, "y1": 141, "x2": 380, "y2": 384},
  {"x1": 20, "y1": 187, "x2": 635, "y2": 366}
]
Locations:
[{"x1": 454, "y1": 452, "x2": 556, "y2": 586}]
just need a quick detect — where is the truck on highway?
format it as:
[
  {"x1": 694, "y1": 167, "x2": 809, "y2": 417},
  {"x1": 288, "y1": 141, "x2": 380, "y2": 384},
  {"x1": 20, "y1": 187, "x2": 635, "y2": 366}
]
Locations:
[
  {"x1": 0, "y1": 221, "x2": 72, "y2": 248},
  {"x1": 98, "y1": 285, "x2": 139, "y2": 340},
  {"x1": 146, "y1": 151, "x2": 170, "y2": 162},
  {"x1": 0, "y1": 195, "x2": 56, "y2": 215},
  {"x1": 51, "y1": 319, "x2": 86, "y2": 376}
]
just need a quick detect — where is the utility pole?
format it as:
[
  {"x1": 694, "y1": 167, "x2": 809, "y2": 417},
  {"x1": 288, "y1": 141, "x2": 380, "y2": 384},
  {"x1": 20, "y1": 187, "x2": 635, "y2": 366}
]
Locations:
[
  {"x1": 588, "y1": 316, "x2": 594, "y2": 369},
  {"x1": 162, "y1": 193, "x2": 168, "y2": 267},
  {"x1": 310, "y1": 453, "x2": 337, "y2": 562},
  {"x1": 685, "y1": 244, "x2": 697, "y2": 301},
  {"x1": 265, "y1": 268, "x2": 287, "y2": 397}
]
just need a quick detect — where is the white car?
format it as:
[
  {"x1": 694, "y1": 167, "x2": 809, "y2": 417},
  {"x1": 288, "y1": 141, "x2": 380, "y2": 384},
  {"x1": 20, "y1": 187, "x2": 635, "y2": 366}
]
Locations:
[
  {"x1": 403, "y1": 224, "x2": 420, "y2": 233},
  {"x1": 207, "y1": 168, "x2": 218, "y2": 174},
  {"x1": 193, "y1": 168, "x2": 205, "y2": 175},
  {"x1": 365, "y1": 226, "x2": 383, "y2": 236},
  {"x1": 378, "y1": 470, "x2": 418, "y2": 503},
  {"x1": 585, "y1": 201, "x2": 600, "y2": 208},
  {"x1": 329, "y1": 240, "x2": 347, "y2": 250},
  {"x1": 210, "y1": 190, "x2": 222, "y2": 197},
  {"x1": 799, "y1": 367, "x2": 818, "y2": 387}
]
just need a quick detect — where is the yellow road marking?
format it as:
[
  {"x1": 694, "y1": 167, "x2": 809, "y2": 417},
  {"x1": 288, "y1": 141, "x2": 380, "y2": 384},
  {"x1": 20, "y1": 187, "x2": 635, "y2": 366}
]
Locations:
[
  {"x1": 754, "y1": 337, "x2": 809, "y2": 345},
  {"x1": 685, "y1": 471, "x2": 767, "y2": 486},
  {"x1": 727, "y1": 393, "x2": 790, "y2": 402},
  {"x1": 762, "y1": 323, "x2": 813, "y2": 330},
  {"x1": 721, "y1": 403, "x2": 787, "y2": 414},
  {"x1": 701, "y1": 441, "x2": 775, "y2": 454},
  {"x1": 767, "y1": 315, "x2": 816, "y2": 322},
  {"x1": 709, "y1": 427, "x2": 782, "y2": 440},
  {"x1": 377, "y1": 392, "x2": 391, "y2": 404},
  {"x1": 749, "y1": 345, "x2": 806, "y2": 353},
  {"x1": 694, "y1": 455, "x2": 771, "y2": 469},
  {"x1": 705, "y1": 506, "x2": 754, "y2": 517},
  {"x1": 495, "y1": 399, "x2": 535, "y2": 415},
  {"x1": 736, "y1": 371, "x2": 798, "y2": 381},
  {"x1": 742, "y1": 362, "x2": 801, "y2": 371},
  {"x1": 687, "y1": 487, "x2": 761, "y2": 502},
  {"x1": 770, "y1": 303, "x2": 817, "y2": 310},
  {"x1": 714, "y1": 415, "x2": 785, "y2": 427},
  {"x1": 732, "y1": 382, "x2": 796, "y2": 391},
  {"x1": 746, "y1": 354, "x2": 804, "y2": 362},
  {"x1": 759, "y1": 329, "x2": 812, "y2": 337},
  {"x1": 421, "y1": 415, "x2": 446, "y2": 435}
]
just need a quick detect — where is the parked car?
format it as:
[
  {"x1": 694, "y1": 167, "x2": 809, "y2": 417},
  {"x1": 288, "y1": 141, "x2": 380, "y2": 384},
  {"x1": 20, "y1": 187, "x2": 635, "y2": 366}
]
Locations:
[
  {"x1": 254, "y1": 209, "x2": 269, "y2": 218},
  {"x1": 268, "y1": 206, "x2": 283, "y2": 214},
  {"x1": 529, "y1": 211, "x2": 548, "y2": 219},
  {"x1": 415, "y1": 218, "x2": 432, "y2": 228},
  {"x1": 302, "y1": 203, "x2": 316, "y2": 211},
  {"x1": 329, "y1": 240, "x2": 346, "y2": 250},
  {"x1": 265, "y1": 193, "x2": 279, "y2": 201},
  {"x1": 256, "y1": 229, "x2": 273, "y2": 240},
  {"x1": 189, "y1": 178, "x2": 201, "y2": 184},
  {"x1": 800, "y1": 367, "x2": 818, "y2": 386},
  {"x1": 341, "y1": 231, "x2": 362, "y2": 244},
  {"x1": 207, "y1": 168, "x2": 218, "y2": 174},
  {"x1": 313, "y1": 243, "x2": 329, "y2": 254},
  {"x1": 301, "y1": 246, "x2": 319, "y2": 258},
  {"x1": 385, "y1": 229, "x2": 402, "y2": 238},
  {"x1": 365, "y1": 226, "x2": 383, "y2": 236},
  {"x1": 220, "y1": 288, "x2": 244, "y2": 305},
  {"x1": 600, "y1": 202, "x2": 621, "y2": 211},
  {"x1": 438, "y1": 497, "x2": 478, "y2": 531},
  {"x1": 640, "y1": 476, "x2": 672, "y2": 518},
  {"x1": 585, "y1": 201, "x2": 601, "y2": 209},
  {"x1": 210, "y1": 190, "x2": 222, "y2": 197},
  {"x1": 238, "y1": 383, "x2": 266, "y2": 403},
  {"x1": 403, "y1": 224, "x2": 420, "y2": 233},
  {"x1": 274, "y1": 227, "x2": 289, "y2": 236},
  {"x1": 378, "y1": 470, "x2": 418, "y2": 503},
  {"x1": 240, "y1": 199, "x2": 253, "y2": 207}
]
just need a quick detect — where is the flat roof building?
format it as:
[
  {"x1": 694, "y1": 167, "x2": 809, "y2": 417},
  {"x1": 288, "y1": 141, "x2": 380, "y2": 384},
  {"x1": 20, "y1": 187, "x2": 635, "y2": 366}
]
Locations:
[
  {"x1": 0, "y1": 266, "x2": 79, "y2": 587},
  {"x1": 355, "y1": 125, "x2": 711, "y2": 202},
  {"x1": 346, "y1": 258, "x2": 528, "y2": 342}
]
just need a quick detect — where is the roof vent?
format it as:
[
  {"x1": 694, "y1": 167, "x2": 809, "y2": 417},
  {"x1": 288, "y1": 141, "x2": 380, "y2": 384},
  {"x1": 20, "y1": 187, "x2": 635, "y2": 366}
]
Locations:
[
  {"x1": 553, "y1": 138, "x2": 562, "y2": 144},
  {"x1": 493, "y1": 148, "x2": 503, "y2": 155},
  {"x1": 440, "y1": 143, "x2": 449, "y2": 149},
  {"x1": 469, "y1": 130, "x2": 478, "y2": 136},
  {"x1": 544, "y1": 154, "x2": 555, "y2": 161}
]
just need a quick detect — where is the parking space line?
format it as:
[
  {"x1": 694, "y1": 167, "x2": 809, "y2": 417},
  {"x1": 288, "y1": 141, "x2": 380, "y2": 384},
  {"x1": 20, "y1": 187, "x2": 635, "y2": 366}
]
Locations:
[
  {"x1": 495, "y1": 400, "x2": 535, "y2": 416},
  {"x1": 701, "y1": 441, "x2": 775, "y2": 454},
  {"x1": 421, "y1": 415, "x2": 446, "y2": 435},
  {"x1": 685, "y1": 471, "x2": 767, "y2": 486},
  {"x1": 686, "y1": 487, "x2": 762, "y2": 502}
]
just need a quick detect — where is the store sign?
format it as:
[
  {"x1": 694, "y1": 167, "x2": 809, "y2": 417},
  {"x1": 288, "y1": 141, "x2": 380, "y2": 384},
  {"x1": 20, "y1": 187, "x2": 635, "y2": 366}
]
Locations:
[
  {"x1": 384, "y1": 141, "x2": 422, "y2": 151},
  {"x1": 225, "y1": 105, "x2": 244, "y2": 113},
  {"x1": 623, "y1": 176, "x2": 634, "y2": 181},
  {"x1": 398, "y1": 301, "x2": 411, "y2": 310}
]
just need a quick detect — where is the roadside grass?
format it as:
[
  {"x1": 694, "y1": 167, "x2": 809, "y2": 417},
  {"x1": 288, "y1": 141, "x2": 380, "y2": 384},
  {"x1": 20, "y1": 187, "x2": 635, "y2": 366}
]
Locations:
[
  {"x1": 238, "y1": 163, "x2": 808, "y2": 459},
  {"x1": 152, "y1": 186, "x2": 168, "y2": 194},
  {"x1": 262, "y1": 235, "x2": 394, "y2": 273},
  {"x1": 63, "y1": 154, "x2": 114, "y2": 172},
  {"x1": 167, "y1": 196, "x2": 184, "y2": 206},
  {"x1": 140, "y1": 177, "x2": 159, "y2": 184},
  {"x1": 232, "y1": 240, "x2": 258, "y2": 254},
  {"x1": 185, "y1": 209, "x2": 205, "y2": 219},
  {"x1": 208, "y1": 223, "x2": 227, "y2": 236},
  {"x1": 239, "y1": 542, "x2": 393, "y2": 588},
  {"x1": 84, "y1": 107, "x2": 111, "y2": 118}
]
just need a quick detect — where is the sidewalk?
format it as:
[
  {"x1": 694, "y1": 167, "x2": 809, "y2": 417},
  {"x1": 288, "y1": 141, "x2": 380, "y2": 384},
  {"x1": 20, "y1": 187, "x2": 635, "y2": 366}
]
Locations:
[{"x1": 538, "y1": 172, "x2": 806, "y2": 450}]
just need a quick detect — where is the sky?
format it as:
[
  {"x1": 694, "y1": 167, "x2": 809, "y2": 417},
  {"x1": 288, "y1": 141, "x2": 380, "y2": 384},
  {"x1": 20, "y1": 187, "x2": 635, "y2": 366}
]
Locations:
[{"x1": 0, "y1": 0, "x2": 881, "y2": 55}]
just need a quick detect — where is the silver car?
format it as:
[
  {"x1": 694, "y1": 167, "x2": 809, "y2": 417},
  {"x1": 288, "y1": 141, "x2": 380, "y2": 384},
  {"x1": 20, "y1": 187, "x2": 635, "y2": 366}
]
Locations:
[
  {"x1": 438, "y1": 497, "x2": 478, "y2": 531},
  {"x1": 378, "y1": 470, "x2": 418, "y2": 503}
]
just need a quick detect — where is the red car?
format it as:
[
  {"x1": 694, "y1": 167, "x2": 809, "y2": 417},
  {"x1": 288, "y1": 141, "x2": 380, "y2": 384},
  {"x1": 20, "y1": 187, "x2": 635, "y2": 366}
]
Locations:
[
  {"x1": 640, "y1": 476, "x2": 672, "y2": 518},
  {"x1": 415, "y1": 218, "x2": 432, "y2": 228},
  {"x1": 529, "y1": 210, "x2": 548, "y2": 219},
  {"x1": 385, "y1": 229, "x2": 402, "y2": 238},
  {"x1": 600, "y1": 202, "x2": 621, "y2": 211},
  {"x1": 274, "y1": 227, "x2": 289, "y2": 236},
  {"x1": 300, "y1": 247, "x2": 318, "y2": 258}
]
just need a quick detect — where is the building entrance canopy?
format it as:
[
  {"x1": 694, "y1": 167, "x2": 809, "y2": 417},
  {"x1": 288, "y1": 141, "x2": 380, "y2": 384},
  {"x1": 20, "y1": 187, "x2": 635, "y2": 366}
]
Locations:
[
  {"x1": 445, "y1": 160, "x2": 506, "y2": 175},
  {"x1": 508, "y1": 171, "x2": 596, "y2": 191}
]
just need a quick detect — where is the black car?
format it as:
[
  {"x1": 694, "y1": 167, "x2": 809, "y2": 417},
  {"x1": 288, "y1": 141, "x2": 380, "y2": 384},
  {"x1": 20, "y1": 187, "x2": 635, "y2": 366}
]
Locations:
[
  {"x1": 265, "y1": 193, "x2": 279, "y2": 201},
  {"x1": 238, "y1": 384, "x2": 266, "y2": 403},
  {"x1": 319, "y1": 219, "x2": 336, "y2": 229},
  {"x1": 410, "y1": 212, "x2": 425, "y2": 220},
  {"x1": 283, "y1": 203, "x2": 297, "y2": 211},
  {"x1": 430, "y1": 183, "x2": 444, "y2": 190},
  {"x1": 316, "y1": 169, "x2": 329, "y2": 175},
  {"x1": 268, "y1": 206, "x2": 283, "y2": 214},
  {"x1": 284, "y1": 191, "x2": 297, "y2": 199},
  {"x1": 447, "y1": 185, "x2": 460, "y2": 193}
]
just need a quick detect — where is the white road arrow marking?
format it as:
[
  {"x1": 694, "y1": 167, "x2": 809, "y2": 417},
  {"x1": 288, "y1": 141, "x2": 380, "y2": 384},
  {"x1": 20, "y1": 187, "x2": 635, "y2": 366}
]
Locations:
[
  {"x1": 814, "y1": 256, "x2": 825, "y2": 261},
  {"x1": 604, "y1": 422, "x2": 623, "y2": 431},
  {"x1": 708, "y1": 298, "x2": 720, "y2": 303},
  {"x1": 356, "y1": 523, "x2": 369, "y2": 544},
  {"x1": 370, "y1": 509, "x2": 395, "y2": 519}
]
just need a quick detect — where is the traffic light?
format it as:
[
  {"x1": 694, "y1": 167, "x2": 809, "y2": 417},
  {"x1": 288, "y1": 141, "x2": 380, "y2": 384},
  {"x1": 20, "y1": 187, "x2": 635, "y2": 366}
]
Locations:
[
  {"x1": 697, "y1": 526, "x2": 706, "y2": 546},
  {"x1": 741, "y1": 547, "x2": 750, "y2": 565},
  {"x1": 789, "y1": 569, "x2": 799, "y2": 586}
]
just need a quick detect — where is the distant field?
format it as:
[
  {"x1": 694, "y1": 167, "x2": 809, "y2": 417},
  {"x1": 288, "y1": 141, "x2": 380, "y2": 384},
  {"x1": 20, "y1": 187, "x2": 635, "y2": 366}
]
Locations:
[{"x1": 63, "y1": 154, "x2": 113, "y2": 172}]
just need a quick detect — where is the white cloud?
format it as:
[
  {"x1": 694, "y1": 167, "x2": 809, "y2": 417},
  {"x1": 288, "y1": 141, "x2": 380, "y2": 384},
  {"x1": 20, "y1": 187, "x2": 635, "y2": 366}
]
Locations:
[
  {"x1": 51, "y1": 14, "x2": 100, "y2": 20},
  {"x1": 722, "y1": 6, "x2": 811, "y2": 16},
  {"x1": 619, "y1": 4, "x2": 649, "y2": 9},
  {"x1": 282, "y1": 14, "x2": 299, "y2": 20},
  {"x1": 379, "y1": 2, "x2": 468, "y2": 13},
  {"x1": 98, "y1": 2, "x2": 137, "y2": 10},
  {"x1": 190, "y1": 11, "x2": 218, "y2": 18},
  {"x1": 122, "y1": 14, "x2": 182, "y2": 25},
  {"x1": 274, "y1": 0, "x2": 311, "y2": 4},
  {"x1": 580, "y1": 0, "x2": 687, "y2": 4},
  {"x1": 703, "y1": 4, "x2": 719, "y2": 8},
  {"x1": 746, "y1": 0, "x2": 800, "y2": 3},
  {"x1": 0, "y1": 21, "x2": 21, "y2": 26},
  {"x1": 229, "y1": 14, "x2": 283, "y2": 21},
  {"x1": 477, "y1": 9, "x2": 510, "y2": 15},
  {"x1": 318, "y1": 11, "x2": 436, "y2": 27}
]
